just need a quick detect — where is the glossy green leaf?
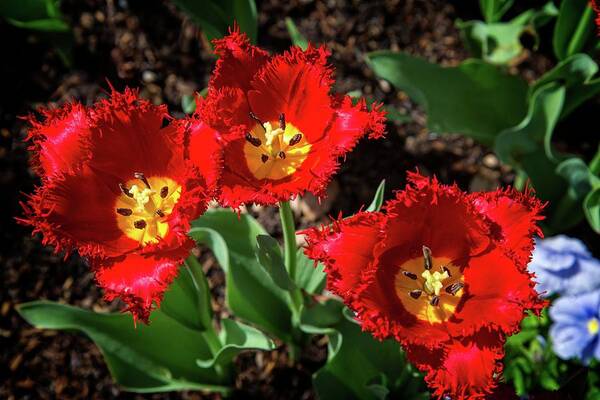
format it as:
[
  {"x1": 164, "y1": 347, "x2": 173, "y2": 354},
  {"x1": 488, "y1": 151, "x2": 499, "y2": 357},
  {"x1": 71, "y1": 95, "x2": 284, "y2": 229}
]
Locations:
[
  {"x1": 0, "y1": 0, "x2": 68, "y2": 32},
  {"x1": 532, "y1": 54, "x2": 600, "y2": 118},
  {"x1": 190, "y1": 210, "x2": 293, "y2": 341},
  {"x1": 159, "y1": 258, "x2": 212, "y2": 331},
  {"x1": 256, "y1": 234, "x2": 296, "y2": 291},
  {"x1": 367, "y1": 51, "x2": 528, "y2": 147},
  {"x1": 314, "y1": 311, "x2": 427, "y2": 400},
  {"x1": 294, "y1": 249, "x2": 326, "y2": 295},
  {"x1": 232, "y1": 0, "x2": 257, "y2": 44},
  {"x1": 181, "y1": 94, "x2": 197, "y2": 114},
  {"x1": 366, "y1": 179, "x2": 386, "y2": 212},
  {"x1": 553, "y1": 0, "x2": 596, "y2": 60},
  {"x1": 584, "y1": 186, "x2": 600, "y2": 233},
  {"x1": 171, "y1": 0, "x2": 257, "y2": 44},
  {"x1": 285, "y1": 17, "x2": 308, "y2": 50},
  {"x1": 459, "y1": 3, "x2": 557, "y2": 66},
  {"x1": 299, "y1": 297, "x2": 345, "y2": 335},
  {"x1": 197, "y1": 318, "x2": 274, "y2": 368},
  {"x1": 479, "y1": 0, "x2": 514, "y2": 23},
  {"x1": 17, "y1": 301, "x2": 230, "y2": 393}
]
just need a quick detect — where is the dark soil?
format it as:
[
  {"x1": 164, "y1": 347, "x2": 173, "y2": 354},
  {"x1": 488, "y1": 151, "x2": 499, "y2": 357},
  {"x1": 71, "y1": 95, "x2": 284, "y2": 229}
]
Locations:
[{"x1": 0, "y1": 0, "x2": 595, "y2": 399}]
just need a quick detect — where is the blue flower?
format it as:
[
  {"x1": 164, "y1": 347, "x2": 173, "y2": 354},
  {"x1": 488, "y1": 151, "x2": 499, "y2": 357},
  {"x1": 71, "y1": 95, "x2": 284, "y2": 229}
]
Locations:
[
  {"x1": 549, "y1": 289, "x2": 600, "y2": 364},
  {"x1": 527, "y1": 235, "x2": 600, "y2": 297}
]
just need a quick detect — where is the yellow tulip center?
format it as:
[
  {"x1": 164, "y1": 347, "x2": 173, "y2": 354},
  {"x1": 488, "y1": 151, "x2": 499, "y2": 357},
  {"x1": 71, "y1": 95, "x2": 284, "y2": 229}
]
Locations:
[
  {"x1": 394, "y1": 246, "x2": 465, "y2": 324},
  {"x1": 115, "y1": 173, "x2": 181, "y2": 245},
  {"x1": 243, "y1": 113, "x2": 311, "y2": 180}
]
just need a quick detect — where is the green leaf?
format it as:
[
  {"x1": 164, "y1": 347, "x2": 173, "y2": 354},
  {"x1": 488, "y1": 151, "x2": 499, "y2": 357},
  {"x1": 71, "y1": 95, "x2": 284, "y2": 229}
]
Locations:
[
  {"x1": 347, "y1": 90, "x2": 411, "y2": 124},
  {"x1": 553, "y1": 0, "x2": 596, "y2": 60},
  {"x1": 171, "y1": 0, "x2": 257, "y2": 44},
  {"x1": 6, "y1": 16, "x2": 68, "y2": 31},
  {"x1": 458, "y1": 4, "x2": 557, "y2": 66},
  {"x1": 366, "y1": 52, "x2": 528, "y2": 147},
  {"x1": 366, "y1": 179, "x2": 386, "y2": 212},
  {"x1": 532, "y1": 54, "x2": 600, "y2": 118},
  {"x1": 299, "y1": 297, "x2": 345, "y2": 334},
  {"x1": 551, "y1": 157, "x2": 593, "y2": 231},
  {"x1": 159, "y1": 258, "x2": 211, "y2": 331},
  {"x1": 232, "y1": 0, "x2": 257, "y2": 44},
  {"x1": 181, "y1": 94, "x2": 197, "y2": 114},
  {"x1": 285, "y1": 17, "x2": 308, "y2": 50},
  {"x1": 314, "y1": 310, "x2": 427, "y2": 399},
  {"x1": 479, "y1": 0, "x2": 515, "y2": 23},
  {"x1": 0, "y1": 0, "x2": 69, "y2": 32},
  {"x1": 17, "y1": 301, "x2": 230, "y2": 393},
  {"x1": 197, "y1": 318, "x2": 274, "y2": 368},
  {"x1": 256, "y1": 234, "x2": 296, "y2": 291},
  {"x1": 584, "y1": 186, "x2": 600, "y2": 233},
  {"x1": 294, "y1": 249, "x2": 326, "y2": 295},
  {"x1": 190, "y1": 210, "x2": 293, "y2": 341}
]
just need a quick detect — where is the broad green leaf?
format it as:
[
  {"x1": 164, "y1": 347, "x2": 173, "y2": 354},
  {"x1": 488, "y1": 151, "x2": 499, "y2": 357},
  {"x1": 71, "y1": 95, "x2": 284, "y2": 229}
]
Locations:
[
  {"x1": 232, "y1": 0, "x2": 257, "y2": 44},
  {"x1": 532, "y1": 54, "x2": 600, "y2": 118},
  {"x1": 190, "y1": 210, "x2": 293, "y2": 341},
  {"x1": 294, "y1": 249, "x2": 326, "y2": 295},
  {"x1": 171, "y1": 0, "x2": 257, "y2": 44},
  {"x1": 299, "y1": 297, "x2": 345, "y2": 334},
  {"x1": 197, "y1": 318, "x2": 274, "y2": 368},
  {"x1": 366, "y1": 179, "x2": 386, "y2": 212},
  {"x1": 314, "y1": 311, "x2": 427, "y2": 400},
  {"x1": 584, "y1": 186, "x2": 600, "y2": 233},
  {"x1": 553, "y1": 0, "x2": 596, "y2": 60},
  {"x1": 479, "y1": 0, "x2": 514, "y2": 23},
  {"x1": 181, "y1": 94, "x2": 197, "y2": 114},
  {"x1": 256, "y1": 234, "x2": 296, "y2": 291},
  {"x1": 285, "y1": 17, "x2": 308, "y2": 50},
  {"x1": 6, "y1": 17, "x2": 68, "y2": 31},
  {"x1": 494, "y1": 83, "x2": 565, "y2": 201},
  {"x1": 367, "y1": 52, "x2": 528, "y2": 147},
  {"x1": 458, "y1": 3, "x2": 557, "y2": 66},
  {"x1": 17, "y1": 301, "x2": 230, "y2": 393},
  {"x1": 159, "y1": 258, "x2": 212, "y2": 331},
  {"x1": 551, "y1": 158, "x2": 593, "y2": 231}
]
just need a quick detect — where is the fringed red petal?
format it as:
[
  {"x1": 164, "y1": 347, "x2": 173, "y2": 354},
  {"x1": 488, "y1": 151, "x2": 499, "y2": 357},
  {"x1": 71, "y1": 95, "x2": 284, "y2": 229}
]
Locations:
[
  {"x1": 24, "y1": 102, "x2": 91, "y2": 178},
  {"x1": 411, "y1": 339, "x2": 504, "y2": 400},
  {"x1": 303, "y1": 211, "x2": 385, "y2": 301},
  {"x1": 94, "y1": 244, "x2": 191, "y2": 323},
  {"x1": 470, "y1": 186, "x2": 545, "y2": 269},
  {"x1": 179, "y1": 117, "x2": 223, "y2": 196},
  {"x1": 210, "y1": 26, "x2": 270, "y2": 92}
]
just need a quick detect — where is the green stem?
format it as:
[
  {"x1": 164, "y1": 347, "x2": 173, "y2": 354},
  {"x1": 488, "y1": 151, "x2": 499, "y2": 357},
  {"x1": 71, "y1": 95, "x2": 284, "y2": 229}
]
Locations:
[{"x1": 278, "y1": 201, "x2": 303, "y2": 315}]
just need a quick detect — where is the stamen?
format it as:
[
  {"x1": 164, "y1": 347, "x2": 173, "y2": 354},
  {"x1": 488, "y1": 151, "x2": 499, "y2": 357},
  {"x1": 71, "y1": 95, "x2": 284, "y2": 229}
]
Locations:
[
  {"x1": 278, "y1": 151, "x2": 286, "y2": 159},
  {"x1": 134, "y1": 219, "x2": 147, "y2": 229},
  {"x1": 134, "y1": 172, "x2": 151, "y2": 189},
  {"x1": 119, "y1": 183, "x2": 134, "y2": 198},
  {"x1": 402, "y1": 271, "x2": 417, "y2": 280},
  {"x1": 249, "y1": 112, "x2": 266, "y2": 131},
  {"x1": 430, "y1": 296, "x2": 440, "y2": 306},
  {"x1": 160, "y1": 186, "x2": 168, "y2": 198},
  {"x1": 155, "y1": 209, "x2": 165, "y2": 217},
  {"x1": 245, "y1": 132, "x2": 262, "y2": 147},
  {"x1": 409, "y1": 290, "x2": 422, "y2": 299},
  {"x1": 422, "y1": 246, "x2": 432, "y2": 270},
  {"x1": 445, "y1": 282, "x2": 464, "y2": 295},
  {"x1": 289, "y1": 133, "x2": 302, "y2": 146},
  {"x1": 442, "y1": 266, "x2": 451, "y2": 277},
  {"x1": 279, "y1": 113, "x2": 286, "y2": 130},
  {"x1": 116, "y1": 208, "x2": 133, "y2": 216},
  {"x1": 261, "y1": 154, "x2": 269, "y2": 163}
]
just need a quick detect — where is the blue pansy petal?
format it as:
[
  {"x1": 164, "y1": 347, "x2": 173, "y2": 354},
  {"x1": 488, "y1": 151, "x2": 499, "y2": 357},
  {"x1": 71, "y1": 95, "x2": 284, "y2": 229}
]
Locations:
[{"x1": 528, "y1": 235, "x2": 600, "y2": 297}]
